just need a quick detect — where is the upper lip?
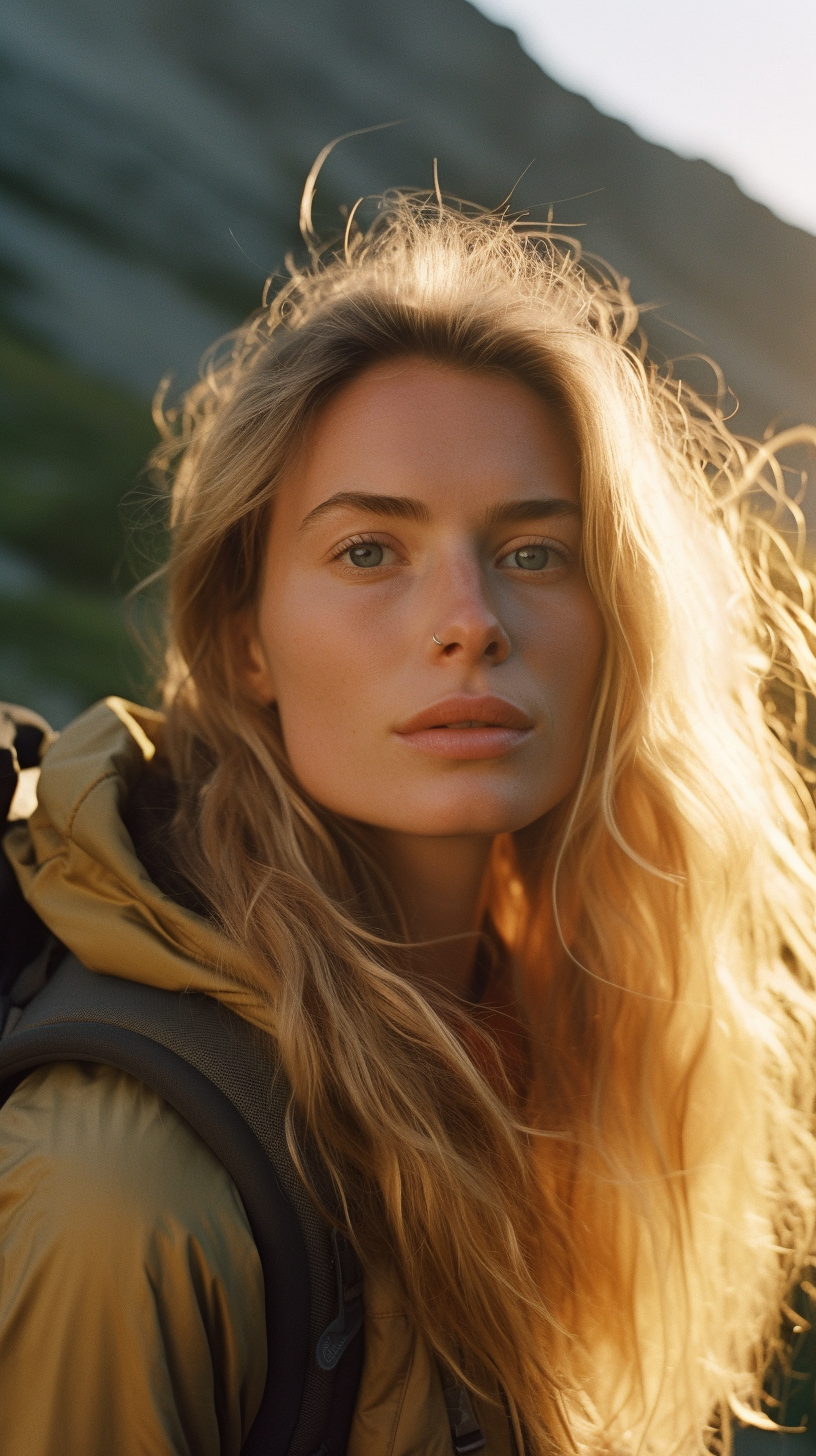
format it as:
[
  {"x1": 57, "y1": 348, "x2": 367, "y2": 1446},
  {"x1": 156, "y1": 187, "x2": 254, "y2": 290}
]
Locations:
[{"x1": 395, "y1": 695, "x2": 534, "y2": 734}]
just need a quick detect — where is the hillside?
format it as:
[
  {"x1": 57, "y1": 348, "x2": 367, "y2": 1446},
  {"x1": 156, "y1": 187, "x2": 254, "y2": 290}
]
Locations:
[{"x1": 2, "y1": 0, "x2": 815, "y2": 721}]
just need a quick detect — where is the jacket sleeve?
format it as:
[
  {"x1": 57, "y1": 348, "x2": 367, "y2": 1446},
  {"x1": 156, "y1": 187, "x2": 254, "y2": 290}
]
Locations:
[{"x1": 0, "y1": 1059, "x2": 267, "y2": 1456}]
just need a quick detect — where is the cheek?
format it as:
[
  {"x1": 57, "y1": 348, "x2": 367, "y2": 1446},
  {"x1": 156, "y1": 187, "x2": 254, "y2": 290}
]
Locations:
[
  {"x1": 255, "y1": 574, "x2": 404, "y2": 791},
  {"x1": 525, "y1": 589, "x2": 604, "y2": 758}
]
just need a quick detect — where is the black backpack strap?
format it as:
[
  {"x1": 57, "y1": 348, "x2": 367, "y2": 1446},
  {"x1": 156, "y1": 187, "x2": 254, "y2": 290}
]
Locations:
[{"x1": 0, "y1": 954, "x2": 363, "y2": 1456}]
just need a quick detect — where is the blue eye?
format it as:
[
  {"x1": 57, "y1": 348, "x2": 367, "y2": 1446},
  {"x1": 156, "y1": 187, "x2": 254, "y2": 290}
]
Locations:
[
  {"x1": 347, "y1": 542, "x2": 384, "y2": 568},
  {"x1": 512, "y1": 545, "x2": 550, "y2": 570}
]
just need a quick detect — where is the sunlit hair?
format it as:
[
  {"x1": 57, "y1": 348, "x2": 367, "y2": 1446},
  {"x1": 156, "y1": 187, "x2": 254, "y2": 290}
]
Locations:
[{"x1": 151, "y1": 186, "x2": 816, "y2": 1454}]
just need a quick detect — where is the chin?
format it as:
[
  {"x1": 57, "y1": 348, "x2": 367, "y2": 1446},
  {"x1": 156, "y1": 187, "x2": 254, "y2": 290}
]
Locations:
[{"x1": 375, "y1": 794, "x2": 549, "y2": 839}]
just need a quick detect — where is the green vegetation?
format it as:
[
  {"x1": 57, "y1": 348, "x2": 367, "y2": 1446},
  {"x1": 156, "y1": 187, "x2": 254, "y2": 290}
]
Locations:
[{"x1": 0, "y1": 319, "x2": 163, "y2": 725}]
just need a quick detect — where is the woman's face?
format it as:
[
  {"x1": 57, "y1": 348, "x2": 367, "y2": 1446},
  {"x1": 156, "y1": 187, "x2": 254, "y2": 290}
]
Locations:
[{"x1": 244, "y1": 358, "x2": 604, "y2": 838}]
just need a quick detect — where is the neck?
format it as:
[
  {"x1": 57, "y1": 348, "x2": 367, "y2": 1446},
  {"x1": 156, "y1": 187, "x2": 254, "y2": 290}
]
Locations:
[{"x1": 375, "y1": 831, "x2": 494, "y2": 999}]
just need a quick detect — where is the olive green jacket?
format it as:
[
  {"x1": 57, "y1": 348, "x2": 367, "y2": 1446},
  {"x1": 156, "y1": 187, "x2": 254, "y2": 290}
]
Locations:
[{"x1": 1, "y1": 698, "x2": 513, "y2": 1456}]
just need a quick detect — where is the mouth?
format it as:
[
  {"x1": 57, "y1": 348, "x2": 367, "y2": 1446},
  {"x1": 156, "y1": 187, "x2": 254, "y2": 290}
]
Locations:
[{"x1": 394, "y1": 695, "x2": 534, "y2": 760}]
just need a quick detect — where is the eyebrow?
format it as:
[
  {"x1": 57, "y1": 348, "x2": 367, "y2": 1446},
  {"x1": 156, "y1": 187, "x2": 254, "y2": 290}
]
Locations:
[
  {"x1": 299, "y1": 490, "x2": 581, "y2": 530},
  {"x1": 483, "y1": 497, "x2": 582, "y2": 526},
  {"x1": 300, "y1": 491, "x2": 430, "y2": 529}
]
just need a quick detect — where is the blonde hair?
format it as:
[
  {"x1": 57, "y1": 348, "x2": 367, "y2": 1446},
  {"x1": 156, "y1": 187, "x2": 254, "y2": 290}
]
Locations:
[{"x1": 152, "y1": 190, "x2": 816, "y2": 1454}]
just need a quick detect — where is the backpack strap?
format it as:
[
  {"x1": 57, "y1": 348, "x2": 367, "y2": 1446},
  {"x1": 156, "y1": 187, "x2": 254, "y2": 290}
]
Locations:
[{"x1": 0, "y1": 953, "x2": 363, "y2": 1456}]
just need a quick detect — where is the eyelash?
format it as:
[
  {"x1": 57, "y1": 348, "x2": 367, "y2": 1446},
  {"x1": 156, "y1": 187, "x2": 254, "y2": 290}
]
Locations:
[
  {"x1": 330, "y1": 533, "x2": 400, "y2": 563},
  {"x1": 497, "y1": 536, "x2": 570, "y2": 569}
]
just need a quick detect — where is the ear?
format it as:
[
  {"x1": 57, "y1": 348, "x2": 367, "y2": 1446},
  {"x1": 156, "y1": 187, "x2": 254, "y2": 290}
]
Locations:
[{"x1": 231, "y1": 610, "x2": 277, "y2": 706}]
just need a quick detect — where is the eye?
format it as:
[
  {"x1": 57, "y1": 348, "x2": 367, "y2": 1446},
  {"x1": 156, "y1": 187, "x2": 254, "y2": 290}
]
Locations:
[
  {"x1": 348, "y1": 542, "x2": 385, "y2": 568},
  {"x1": 499, "y1": 542, "x2": 563, "y2": 572},
  {"x1": 333, "y1": 536, "x2": 399, "y2": 569},
  {"x1": 512, "y1": 545, "x2": 549, "y2": 570}
]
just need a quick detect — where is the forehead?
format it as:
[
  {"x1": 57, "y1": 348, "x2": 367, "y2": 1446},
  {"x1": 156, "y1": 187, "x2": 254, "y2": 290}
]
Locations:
[{"x1": 275, "y1": 358, "x2": 580, "y2": 524}]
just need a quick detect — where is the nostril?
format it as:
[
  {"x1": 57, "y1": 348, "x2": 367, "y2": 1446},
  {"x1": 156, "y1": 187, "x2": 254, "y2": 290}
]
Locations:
[{"x1": 484, "y1": 641, "x2": 499, "y2": 658}]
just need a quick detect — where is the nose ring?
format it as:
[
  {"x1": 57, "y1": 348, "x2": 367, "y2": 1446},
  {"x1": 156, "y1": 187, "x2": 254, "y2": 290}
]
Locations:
[{"x1": 432, "y1": 633, "x2": 444, "y2": 646}]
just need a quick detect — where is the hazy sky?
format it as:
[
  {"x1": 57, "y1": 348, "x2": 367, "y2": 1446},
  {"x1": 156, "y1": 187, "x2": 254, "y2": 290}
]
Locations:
[{"x1": 472, "y1": 0, "x2": 816, "y2": 238}]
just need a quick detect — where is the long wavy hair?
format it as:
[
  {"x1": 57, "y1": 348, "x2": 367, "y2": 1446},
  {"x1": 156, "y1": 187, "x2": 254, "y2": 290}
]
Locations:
[{"x1": 152, "y1": 188, "x2": 816, "y2": 1454}]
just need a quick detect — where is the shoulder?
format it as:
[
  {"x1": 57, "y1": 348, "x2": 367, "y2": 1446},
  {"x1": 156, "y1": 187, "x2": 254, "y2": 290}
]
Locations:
[
  {"x1": 1, "y1": 1060, "x2": 242, "y2": 1228},
  {"x1": 0, "y1": 1061, "x2": 266, "y2": 1456},
  {"x1": 0, "y1": 1059, "x2": 264, "y2": 1304}
]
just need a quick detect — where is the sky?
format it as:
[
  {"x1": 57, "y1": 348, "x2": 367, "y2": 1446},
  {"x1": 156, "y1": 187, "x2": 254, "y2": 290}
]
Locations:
[{"x1": 472, "y1": 0, "x2": 816, "y2": 238}]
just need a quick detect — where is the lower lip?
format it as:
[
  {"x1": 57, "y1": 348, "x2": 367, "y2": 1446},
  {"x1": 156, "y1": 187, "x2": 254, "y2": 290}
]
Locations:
[{"x1": 395, "y1": 726, "x2": 532, "y2": 759}]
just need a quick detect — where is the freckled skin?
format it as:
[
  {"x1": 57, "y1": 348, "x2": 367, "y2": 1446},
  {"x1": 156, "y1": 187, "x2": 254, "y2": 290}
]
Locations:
[{"x1": 244, "y1": 358, "x2": 604, "y2": 842}]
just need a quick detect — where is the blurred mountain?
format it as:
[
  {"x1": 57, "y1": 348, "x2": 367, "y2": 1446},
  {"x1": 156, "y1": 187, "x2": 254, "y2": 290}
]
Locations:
[{"x1": 2, "y1": 0, "x2": 816, "y2": 722}]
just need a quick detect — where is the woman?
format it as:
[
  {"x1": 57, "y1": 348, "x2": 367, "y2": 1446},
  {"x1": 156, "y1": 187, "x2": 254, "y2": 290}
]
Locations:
[{"x1": 2, "y1": 187, "x2": 816, "y2": 1456}]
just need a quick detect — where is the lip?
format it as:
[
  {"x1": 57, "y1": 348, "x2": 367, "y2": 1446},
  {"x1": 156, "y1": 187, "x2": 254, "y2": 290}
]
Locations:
[{"x1": 394, "y1": 694, "x2": 534, "y2": 760}]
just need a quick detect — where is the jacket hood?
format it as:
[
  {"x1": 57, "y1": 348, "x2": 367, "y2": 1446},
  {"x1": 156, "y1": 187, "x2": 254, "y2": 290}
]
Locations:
[{"x1": 3, "y1": 697, "x2": 268, "y2": 1030}]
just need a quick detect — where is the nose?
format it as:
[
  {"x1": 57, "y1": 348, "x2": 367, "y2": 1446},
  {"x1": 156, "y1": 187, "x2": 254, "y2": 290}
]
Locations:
[{"x1": 428, "y1": 556, "x2": 511, "y2": 666}]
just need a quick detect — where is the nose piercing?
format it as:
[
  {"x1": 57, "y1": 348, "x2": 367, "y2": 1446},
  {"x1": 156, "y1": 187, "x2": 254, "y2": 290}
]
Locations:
[{"x1": 432, "y1": 633, "x2": 444, "y2": 646}]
